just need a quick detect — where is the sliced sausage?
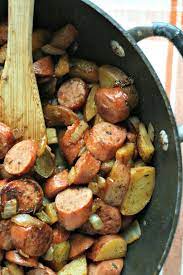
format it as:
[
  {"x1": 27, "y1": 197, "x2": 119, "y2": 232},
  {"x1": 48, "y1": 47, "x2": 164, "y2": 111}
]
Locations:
[
  {"x1": 1, "y1": 179, "x2": 43, "y2": 213},
  {"x1": 81, "y1": 199, "x2": 121, "y2": 235},
  {"x1": 43, "y1": 104, "x2": 79, "y2": 127},
  {"x1": 85, "y1": 122, "x2": 126, "y2": 161},
  {"x1": 11, "y1": 220, "x2": 53, "y2": 257},
  {"x1": 45, "y1": 170, "x2": 69, "y2": 199},
  {"x1": 33, "y1": 56, "x2": 54, "y2": 77},
  {"x1": 27, "y1": 266, "x2": 56, "y2": 275},
  {"x1": 71, "y1": 151, "x2": 101, "y2": 184},
  {"x1": 59, "y1": 122, "x2": 85, "y2": 165},
  {"x1": 4, "y1": 140, "x2": 38, "y2": 176},
  {"x1": 0, "y1": 122, "x2": 14, "y2": 159},
  {"x1": 69, "y1": 233, "x2": 94, "y2": 259},
  {"x1": 95, "y1": 87, "x2": 130, "y2": 123},
  {"x1": 57, "y1": 78, "x2": 88, "y2": 110},
  {"x1": 55, "y1": 187, "x2": 93, "y2": 230},
  {"x1": 52, "y1": 223, "x2": 70, "y2": 244},
  {"x1": 0, "y1": 219, "x2": 13, "y2": 250},
  {"x1": 5, "y1": 250, "x2": 38, "y2": 267},
  {"x1": 88, "y1": 259, "x2": 123, "y2": 275}
]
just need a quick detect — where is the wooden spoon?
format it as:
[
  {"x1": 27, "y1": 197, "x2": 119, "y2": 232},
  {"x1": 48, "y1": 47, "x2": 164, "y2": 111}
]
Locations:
[{"x1": 0, "y1": 0, "x2": 46, "y2": 142}]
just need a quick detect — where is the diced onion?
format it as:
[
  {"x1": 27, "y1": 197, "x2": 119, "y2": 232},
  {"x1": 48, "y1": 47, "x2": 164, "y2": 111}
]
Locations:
[
  {"x1": 46, "y1": 128, "x2": 58, "y2": 144},
  {"x1": 11, "y1": 214, "x2": 42, "y2": 227},
  {"x1": 45, "y1": 203, "x2": 58, "y2": 225},
  {"x1": 70, "y1": 120, "x2": 88, "y2": 143},
  {"x1": 128, "y1": 116, "x2": 140, "y2": 132},
  {"x1": 42, "y1": 246, "x2": 54, "y2": 261},
  {"x1": 1, "y1": 199, "x2": 17, "y2": 219},
  {"x1": 89, "y1": 214, "x2": 104, "y2": 230},
  {"x1": 148, "y1": 122, "x2": 155, "y2": 142},
  {"x1": 88, "y1": 182, "x2": 99, "y2": 195},
  {"x1": 36, "y1": 210, "x2": 51, "y2": 224},
  {"x1": 97, "y1": 176, "x2": 106, "y2": 188},
  {"x1": 122, "y1": 220, "x2": 141, "y2": 244}
]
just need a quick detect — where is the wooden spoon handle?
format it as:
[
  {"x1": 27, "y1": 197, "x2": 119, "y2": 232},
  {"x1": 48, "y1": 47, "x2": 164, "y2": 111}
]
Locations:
[
  {"x1": 6, "y1": 0, "x2": 34, "y2": 63},
  {"x1": 0, "y1": 0, "x2": 46, "y2": 142}
]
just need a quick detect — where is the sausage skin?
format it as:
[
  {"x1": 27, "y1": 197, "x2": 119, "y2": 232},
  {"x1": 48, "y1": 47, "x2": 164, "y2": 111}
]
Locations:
[
  {"x1": 0, "y1": 220, "x2": 13, "y2": 250},
  {"x1": 0, "y1": 122, "x2": 14, "y2": 159},
  {"x1": 69, "y1": 233, "x2": 94, "y2": 259}
]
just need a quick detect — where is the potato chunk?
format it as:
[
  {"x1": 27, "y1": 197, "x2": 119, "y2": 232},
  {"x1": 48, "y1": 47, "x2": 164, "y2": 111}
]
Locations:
[
  {"x1": 57, "y1": 255, "x2": 87, "y2": 275},
  {"x1": 121, "y1": 166, "x2": 155, "y2": 215}
]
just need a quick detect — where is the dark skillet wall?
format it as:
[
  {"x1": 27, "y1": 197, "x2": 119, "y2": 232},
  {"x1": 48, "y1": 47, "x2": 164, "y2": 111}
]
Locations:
[{"x1": 1, "y1": 0, "x2": 181, "y2": 274}]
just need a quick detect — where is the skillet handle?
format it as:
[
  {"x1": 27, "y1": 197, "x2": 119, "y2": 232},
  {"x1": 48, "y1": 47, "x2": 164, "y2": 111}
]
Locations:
[{"x1": 128, "y1": 22, "x2": 183, "y2": 142}]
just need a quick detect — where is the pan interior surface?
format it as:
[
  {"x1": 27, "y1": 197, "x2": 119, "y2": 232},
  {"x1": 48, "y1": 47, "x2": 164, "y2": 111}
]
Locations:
[{"x1": 0, "y1": 0, "x2": 182, "y2": 274}]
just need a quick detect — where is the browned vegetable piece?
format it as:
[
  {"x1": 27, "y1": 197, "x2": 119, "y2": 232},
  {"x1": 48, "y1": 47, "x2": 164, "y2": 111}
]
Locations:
[
  {"x1": 52, "y1": 224, "x2": 70, "y2": 244},
  {"x1": 0, "y1": 23, "x2": 8, "y2": 45},
  {"x1": 55, "y1": 187, "x2": 93, "y2": 230},
  {"x1": 116, "y1": 142, "x2": 135, "y2": 164},
  {"x1": 43, "y1": 104, "x2": 79, "y2": 127},
  {"x1": 0, "y1": 220, "x2": 13, "y2": 250},
  {"x1": 87, "y1": 235, "x2": 127, "y2": 261},
  {"x1": 94, "y1": 113, "x2": 105, "y2": 125},
  {"x1": 0, "y1": 43, "x2": 6, "y2": 64},
  {"x1": 99, "y1": 65, "x2": 138, "y2": 109},
  {"x1": 0, "y1": 122, "x2": 14, "y2": 159},
  {"x1": 100, "y1": 160, "x2": 115, "y2": 175},
  {"x1": 81, "y1": 199, "x2": 121, "y2": 235},
  {"x1": 70, "y1": 58, "x2": 99, "y2": 83},
  {"x1": 69, "y1": 233, "x2": 94, "y2": 259},
  {"x1": 4, "y1": 140, "x2": 38, "y2": 176},
  {"x1": 85, "y1": 122, "x2": 126, "y2": 161},
  {"x1": 32, "y1": 29, "x2": 51, "y2": 52},
  {"x1": 34, "y1": 146, "x2": 55, "y2": 178},
  {"x1": 121, "y1": 166, "x2": 155, "y2": 215},
  {"x1": 11, "y1": 216, "x2": 53, "y2": 256},
  {"x1": 45, "y1": 170, "x2": 69, "y2": 199},
  {"x1": 95, "y1": 87, "x2": 130, "y2": 123},
  {"x1": 42, "y1": 44, "x2": 65, "y2": 55},
  {"x1": 137, "y1": 123, "x2": 155, "y2": 162},
  {"x1": 68, "y1": 151, "x2": 101, "y2": 184},
  {"x1": 5, "y1": 250, "x2": 38, "y2": 267},
  {"x1": 99, "y1": 161, "x2": 130, "y2": 206},
  {"x1": 59, "y1": 121, "x2": 85, "y2": 165},
  {"x1": 84, "y1": 84, "x2": 98, "y2": 121},
  {"x1": 1, "y1": 179, "x2": 43, "y2": 213},
  {"x1": 39, "y1": 78, "x2": 57, "y2": 98},
  {"x1": 27, "y1": 265, "x2": 56, "y2": 275},
  {"x1": 55, "y1": 54, "x2": 70, "y2": 78},
  {"x1": 88, "y1": 259, "x2": 124, "y2": 275},
  {"x1": 50, "y1": 24, "x2": 78, "y2": 50},
  {"x1": 57, "y1": 78, "x2": 88, "y2": 110},
  {"x1": 33, "y1": 56, "x2": 54, "y2": 77}
]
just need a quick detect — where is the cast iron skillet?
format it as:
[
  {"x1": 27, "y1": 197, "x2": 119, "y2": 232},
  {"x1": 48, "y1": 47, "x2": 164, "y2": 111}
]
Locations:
[{"x1": 0, "y1": 0, "x2": 182, "y2": 274}]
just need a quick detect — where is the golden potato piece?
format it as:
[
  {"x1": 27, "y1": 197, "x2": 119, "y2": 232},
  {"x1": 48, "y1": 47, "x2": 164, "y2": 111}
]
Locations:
[
  {"x1": 137, "y1": 123, "x2": 155, "y2": 162},
  {"x1": 57, "y1": 255, "x2": 87, "y2": 275},
  {"x1": 84, "y1": 85, "x2": 98, "y2": 121},
  {"x1": 87, "y1": 235, "x2": 127, "y2": 262},
  {"x1": 121, "y1": 166, "x2": 155, "y2": 215},
  {"x1": 55, "y1": 54, "x2": 70, "y2": 78},
  {"x1": 0, "y1": 44, "x2": 6, "y2": 64},
  {"x1": 116, "y1": 143, "x2": 135, "y2": 164}
]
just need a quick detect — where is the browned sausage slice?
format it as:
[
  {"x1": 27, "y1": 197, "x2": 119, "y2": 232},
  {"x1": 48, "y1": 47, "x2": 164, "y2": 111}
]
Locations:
[
  {"x1": 69, "y1": 233, "x2": 94, "y2": 259},
  {"x1": 85, "y1": 122, "x2": 126, "y2": 161},
  {"x1": 55, "y1": 187, "x2": 93, "y2": 230},
  {"x1": 4, "y1": 140, "x2": 38, "y2": 175},
  {"x1": 88, "y1": 259, "x2": 123, "y2": 275},
  {"x1": 5, "y1": 250, "x2": 38, "y2": 267},
  {"x1": 11, "y1": 218, "x2": 53, "y2": 257},
  {"x1": 95, "y1": 87, "x2": 130, "y2": 123},
  {"x1": 57, "y1": 78, "x2": 88, "y2": 110},
  {"x1": 1, "y1": 179, "x2": 43, "y2": 213},
  {"x1": 0, "y1": 219, "x2": 13, "y2": 250},
  {"x1": 33, "y1": 56, "x2": 54, "y2": 77},
  {"x1": 59, "y1": 122, "x2": 85, "y2": 165},
  {"x1": 45, "y1": 170, "x2": 69, "y2": 199},
  {"x1": 70, "y1": 151, "x2": 101, "y2": 184},
  {"x1": 81, "y1": 199, "x2": 121, "y2": 235},
  {"x1": 0, "y1": 122, "x2": 14, "y2": 159},
  {"x1": 52, "y1": 224, "x2": 70, "y2": 244},
  {"x1": 43, "y1": 104, "x2": 79, "y2": 127},
  {"x1": 27, "y1": 266, "x2": 56, "y2": 275}
]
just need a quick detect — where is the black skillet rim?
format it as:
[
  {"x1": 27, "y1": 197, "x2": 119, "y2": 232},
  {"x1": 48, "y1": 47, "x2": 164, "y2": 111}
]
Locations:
[{"x1": 80, "y1": 0, "x2": 183, "y2": 273}]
